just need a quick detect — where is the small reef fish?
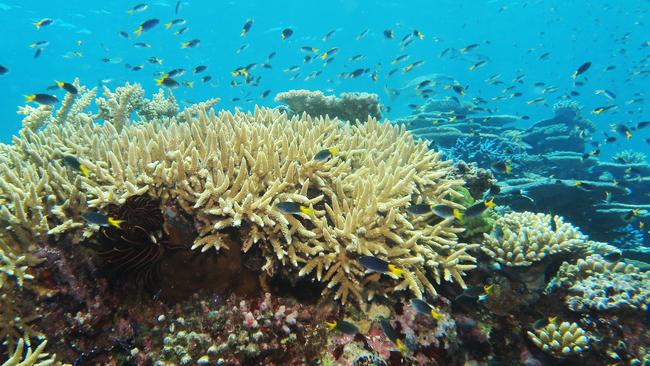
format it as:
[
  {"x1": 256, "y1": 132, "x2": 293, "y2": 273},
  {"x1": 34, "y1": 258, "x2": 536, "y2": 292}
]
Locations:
[
  {"x1": 181, "y1": 39, "x2": 200, "y2": 48},
  {"x1": 81, "y1": 211, "x2": 124, "y2": 228},
  {"x1": 156, "y1": 76, "x2": 179, "y2": 89},
  {"x1": 623, "y1": 209, "x2": 641, "y2": 222},
  {"x1": 322, "y1": 29, "x2": 336, "y2": 42},
  {"x1": 468, "y1": 60, "x2": 488, "y2": 71},
  {"x1": 134, "y1": 19, "x2": 160, "y2": 36},
  {"x1": 406, "y1": 203, "x2": 431, "y2": 215},
  {"x1": 527, "y1": 97, "x2": 546, "y2": 105},
  {"x1": 413, "y1": 29, "x2": 424, "y2": 40},
  {"x1": 281, "y1": 28, "x2": 293, "y2": 40},
  {"x1": 572, "y1": 61, "x2": 592, "y2": 79},
  {"x1": 325, "y1": 320, "x2": 359, "y2": 335},
  {"x1": 24, "y1": 93, "x2": 58, "y2": 105},
  {"x1": 464, "y1": 198, "x2": 495, "y2": 218},
  {"x1": 240, "y1": 19, "x2": 253, "y2": 37},
  {"x1": 356, "y1": 29, "x2": 369, "y2": 40},
  {"x1": 478, "y1": 284, "x2": 494, "y2": 301},
  {"x1": 581, "y1": 149, "x2": 601, "y2": 160},
  {"x1": 33, "y1": 48, "x2": 43, "y2": 58},
  {"x1": 391, "y1": 54, "x2": 409, "y2": 65},
  {"x1": 62, "y1": 155, "x2": 90, "y2": 176},
  {"x1": 492, "y1": 161, "x2": 512, "y2": 174},
  {"x1": 175, "y1": 27, "x2": 189, "y2": 35},
  {"x1": 592, "y1": 105, "x2": 617, "y2": 114},
  {"x1": 193, "y1": 65, "x2": 207, "y2": 74},
  {"x1": 411, "y1": 299, "x2": 444, "y2": 320},
  {"x1": 55, "y1": 81, "x2": 78, "y2": 94},
  {"x1": 595, "y1": 89, "x2": 616, "y2": 100},
  {"x1": 261, "y1": 89, "x2": 271, "y2": 98},
  {"x1": 614, "y1": 124, "x2": 632, "y2": 139},
  {"x1": 147, "y1": 57, "x2": 163, "y2": 65},
  {"x1": 165, "y1": 18, "x2": 186, "y2": 29},
  {"x1": 459, "y1": 43, "x2": 479, "y2": 53},
  {"x1": 383, "y1": 29, "x2": 394, "y2": 39},
  {"x1": 167, "y1": 68, "x2": 186, "y2": 77},
  {"x1": 320, "y1": 47, "x2": 339, "y2": 60},
  {"x1": 452, "y1": 84, "x2": 465, "y2": 96},
  {"x1": 276, "y1": 201, "x2": 314, "y2": 216},
  {"x1": 574, "y1": 180, "x2": 596, "y2": 191},
  {"x1": 378, "y1": 318, "x2": 408, "y2": 353},
  {"x1": 127, "y1": 3, "x2": 148, "y2": 14},
  {"x1": 357, "y1": 255, "x2": 405, "y2": 278},
  {"x1": 134, "y1": 42, "x2": 151, "y2": 48},
  {"x1": 313, "y1": 148, "x2": 338, "y2": 161},
  {"x1": 0, "y1": 65, "x2": 8, "y2": 75},
  {"x1": 30, "y1": 40, "x2": 49, "y2": 48},
  {"x1": 432, "y1": 205, "x2": 463, "y2": 220},
  {"x1": 33, "y1": 18, "x2": 53, "y2": 29}
]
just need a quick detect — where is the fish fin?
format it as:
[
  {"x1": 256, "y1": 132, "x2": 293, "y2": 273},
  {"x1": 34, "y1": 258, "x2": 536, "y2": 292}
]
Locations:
[
  {"x1": 453, "y1": 209, "x2": 463, "y2": 220},
  {"x1": 484, "y1": 198, "x2": 495, "y2": 209},
  {"x1": 325, "y1": 321, "x2": 336, "y2": 331},
  {"x1": 387, "y1": 264, "x2": 405, "y2": 278},
  {"x1": 24, "y1": 95, "x2": 35, "y2": 102},
  {"x1": 299, "y1": 206, "x2": 314, "y2": 216},
  {"x1": 134, "y1": 27, "x2": 142, "y2": 36},
  {"x1": 108, "y1": 217, "x2": 124, "y2": 229},
  {"x1": 165, "y1": 22, "x2": 172, "y2": 29},
  {"x1": 55, "y1": 80, "x2": 64, "y2": 88},
  {"x1": 79, "y1": 164, "x2": 91, "y2": 177},
  {"x1": 180, "y1": 42, "x2": 188, "y2": 48},
  {"x1": 329, "y1": 147, "x2": 339, "y2": 156}
]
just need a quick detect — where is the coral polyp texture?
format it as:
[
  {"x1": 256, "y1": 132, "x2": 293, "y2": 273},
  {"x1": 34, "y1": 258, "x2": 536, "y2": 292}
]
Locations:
[
  {"x1": 527, "y1": 321, "x2": 589, "y2": 357},
  {"x1": 274, "y1": 89, "x2": 383, "y2": 123},
  {"x1": 550, "y1": 254, "x2": 650, "y2": 312},
  {"x1": 481, "y1": 211, "x2": 589, "y2": 267},
  {"x1": 0, "y1": 82, "x2": 475, "y2": 306}
]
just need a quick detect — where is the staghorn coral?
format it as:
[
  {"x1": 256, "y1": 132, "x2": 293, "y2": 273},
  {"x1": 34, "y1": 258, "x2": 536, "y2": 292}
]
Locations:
[
  {"x1": 1, "y1": 83, "x2": 475, "y2": 305},
  {"x1": 612, "y1": 149, "x2": 647, "y2": 165},
  {"x1": 0, "y1": 240, "x2": 33, "y2": 289},
  {"x1": 527, "y1": 321, "x2": 589, "y2": 357},
  {"x1": 481, "y1": 212, "x2": 589, "y2": 267},
  {"x1": 274, "y1": 89, "x2": 382, "y2": 123},
  {"x1": 2, "y1": 338, "x2": 58, "y2": 366}
]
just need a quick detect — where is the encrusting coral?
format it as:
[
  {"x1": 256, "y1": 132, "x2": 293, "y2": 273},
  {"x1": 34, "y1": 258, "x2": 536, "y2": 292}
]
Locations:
[
  {"x1": 274, "y1": 89, "x2": 383, "y2": 123},
  {"x1": 0, "y1": 82, "x2": 476, "y2": 307},
  {"x1": 527, "y1": 320, "x2": 589, "y2": 357},
  {"x1": 481, "y1": 211, "x2": 590, "y2": 267}
]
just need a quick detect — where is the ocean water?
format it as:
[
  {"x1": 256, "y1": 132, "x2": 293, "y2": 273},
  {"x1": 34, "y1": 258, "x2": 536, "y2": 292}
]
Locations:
[{"x1": 1, "y1": 0, "x2": 648, "y2": 152}]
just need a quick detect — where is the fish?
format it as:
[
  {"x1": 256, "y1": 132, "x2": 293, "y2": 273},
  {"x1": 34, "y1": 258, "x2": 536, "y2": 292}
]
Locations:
[
  {"x1": 200, "y1": 76, "x2": 212, "y2": 83},
  {"x1": 155, "y1": 76, "x2": 179, "y2": 89},
  {"x1": 492, "y1": 161, "x2": 512, "y2": 174},
  {"x1": 193, "y1": 65, "x2": 207, "y2": 74},
  {"x1": 572, "y1": 61, "x2": 592, "y2": 79},
  {"x1": 281, "y1": 28, "x2": 293, "y2": 40},
  {"x1": 325, "y1": 320, "x2": 359, "y2": 335},
  {"x1": 383, "y1": 29, "x2": 394, "y2": 39},
  {"x1": 459, "y1": 43, "x2": 479, "y2": 53},
  {"x1": 236, "y1": 44, "x2": 249, "y2": 54},
  {"x1": 356, "y1": 29, "x2": 369, "y2": 40},
  {"x1": 30, "y1": 40, "x2": 49, "y2": 48},
  {"x1": 636, "y1": 121, "x2": 650, "y2": 130},
  {"x1": 357, "y1": 255, "x2": 404, "y2": 278},
  {"x1": 452, "y1": 84, "x2": 465, "y2": 96},
  {"x1": 378, "y1": 318, "x2": 408, "y2": 353},
  {"x1": 413, "y1": 29, "x2": 424, "y2": 40},
  {"x1": 147, "y1": 56, "x2": 163, "y2": 65},
  {"x1": 348, "y1": 54, "x2": 366, "y2": 62},
  {"x1": 410, "y1": 299, "x2": 444, "y2": 320},
  {"x1": 403, "y1": 60, "x2": 424, "y2": 74},
  {"x1": 24, "y1": 94, "x2": 58, "y2": 105},
  {"x1": 581, "y1": 149, "x2": 600, "y2": 160},
  {"x1": 167, "y1": 68, "x2": 186, "y2": 77},
  {"x1": 261, "y1": 89, "x2": 271, "y2": 99},
  {"x1": 592, "y1": 105, "x2": 617, "y2": 114},
  {"x1": 134, "y1": 42, "x2": 151, "y2": 48},
  {"x1": 478, "y1": 284, "x2": 494, "y2": 302},
  {"x1": 127, "y1": 3, "x2": 148, "y2": 14},
  {"x1": 0, "y1": 65, "x2": 7, "y2": 75},
  {"x1": 575, "y1": 180, "x2": 596, "y2": 191},
  {"x1": 174, "y1": 27, "x2": 189, "y2": 35},
  {"x1": 527, "y1": 97, "x2": 546, "y2": 105},
  {"x1": 33, "y1": 18, "x2": 53, "y2": 29},
  {"x1": 134, "y1": 19, "x2": 160, "y2": 36},
  {"x1": 622, "y1": 209, "x2": 641, "y2": 222},
  {"x1": 33, "y1": 48, "x2": 43, "y2": 59},
  {"x1": 181, "y1": 39, "x2": 200, "y2": 48},
  {"x1": 614, "y1": 124, "x2": 632, "y2": 139},
  {"x1": 300, "y1": 46, "x2": 319, "y2": 53},
  {"x1": 165, "y1": 18, "x2": 186, "y2": 29},
  {"x1": 182, "y1": 81, "x2": 193, "y2": 88},
  {"x1": 240, "y1": 19, "x2": 253, "y2": 37},
  {"x1": 406, "y1": 204, "x2": 431, "y2": 215},
  {"x1": 322, "y1": 29, "x2": 336, "y2": 42},
  {"x1": 314, "y1": 148, "x2": 338, "y2": 161},
  {"x1": 464, "y1": 198, "x2": 495, "y2": 218},
  {"x1": 81, "y1": 211, "x2": 124, "y2": 228},
  {"x1": 432, "y1": 205, "x2": 463, "y2": 220},
  {"x1": 391, "y1": 54, "x2": 409, "y2": 65},
  {"x1": 595, "y1": 89, "x2": 616, "y2": 100},
  {"x1": 55, "y1": 81, "x2": 78, "y2": 94},
  {"x1": 175, "y1": 0, "x2": 182, "y2": 14},
  {"x1": 62, "y1": 155, "x2": 91, "y2": 176},
  {"x1": 276, "y1": 201, "x2": 314, "y2": 216},
  {"x1": 538, "y1": 52, "x2": 551, "y2": 60},
  {"x1": 320, "y1": 47, "x2": 339, "y2": 60},
  {"x1": 469, "y1": 60, "x2": 488, "y2": 71}
]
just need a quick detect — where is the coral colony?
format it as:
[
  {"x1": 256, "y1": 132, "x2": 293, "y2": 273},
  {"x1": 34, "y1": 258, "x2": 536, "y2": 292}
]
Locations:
[{"x1": 1, "y1": 83, "x2": 649, "y2": 365}]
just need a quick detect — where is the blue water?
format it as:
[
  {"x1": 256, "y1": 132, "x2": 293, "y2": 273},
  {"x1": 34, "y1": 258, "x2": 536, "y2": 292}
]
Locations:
[{"x1": 0, "y1": 0, "x2": 648, "y2": 156}]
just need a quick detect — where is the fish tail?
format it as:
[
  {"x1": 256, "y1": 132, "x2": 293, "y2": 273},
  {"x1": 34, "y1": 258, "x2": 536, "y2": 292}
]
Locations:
[
  {"x1": 33, "y1": 21, "x2": 41, "y2": 29},
  {"x1": 299, "y1": 206, "x2": 314, "y2": 216},
  {"x1": 127, "y1": 9, "x2": 134, "y2": 15},
  {"x1": 55, "y1": 80, "x2": 64, "y2": 88},
  {"x1": 108, "y1": 217, "x2": 124, "y2": 229},
  {"x1": 505, "y1": 165, "x2": 512, "y2": 174},
  {"x1": 329, "y1": 147, "x2": 339, "y2": 156},
  {"x1": 155, "y1": 77, "x2": 164, "y2": 85},
  {"x1": 79, "y1": 164, "x2": 91, "y2": 177},
  {"x1": 240, "y1": 30, "x2": 246, "y2": 37},
  {"x1": 134, "y1": 27, "x2": 142, "y2": 36},
  {"x1": 325, "y1": 321, "x2": 336, "y2": 331},
  {"x1": 24, "y1": 95, "x2": 35, "y2": 102},
  {"x1": 453, "y1": 209, "x2": 463, "y2": 220},
  {"x1": 485, "y1": 198, "x2": 496, "y2": 209},
  {"x1": 180, "y1": 42, "x2": 188, "y2": 48},
  {"x1": 165, "y1": 22, "x2": 173, "y2": 29},
  {"x1": 321, "y1": 53, "x2": 327, "y2": 60},
  {"x1": 387, "y1": 264, "x2": 405, "y2": 278}
]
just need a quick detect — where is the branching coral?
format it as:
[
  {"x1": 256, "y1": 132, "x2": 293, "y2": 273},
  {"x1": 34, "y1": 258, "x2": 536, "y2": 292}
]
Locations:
[
  {"x1": 274, "y1": 89, "x2": 383, "y2": 123},
  {"x1": 527, "y1": 321, "x2": 589, "y2": 357},
  {"x1": 1, "y1": 83, "x2": 475, "y2": 305},
  {"x1": 481, "y1": 212, "x2": 589, "y2": 267},
  {"x1": 2, "y1": 338, "x2": 57, "y2": 366}
]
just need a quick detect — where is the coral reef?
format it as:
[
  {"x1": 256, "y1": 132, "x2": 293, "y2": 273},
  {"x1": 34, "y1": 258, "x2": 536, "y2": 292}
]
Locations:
[
  {"x1": 2, "y1": 338, "x2": 57, "y2": 366},
  {"x1": 527, "y1": 320, "x2": 589, "y2": 357},
  {"x1": 481, "y1": 212, "x2": 589, "y2": 267},
  {"x1": 274, "y1": 89, "x2": 382, "y2": 123},
  {"x1": 613, "y1": 149, "x2": 647, "y2": 165}
]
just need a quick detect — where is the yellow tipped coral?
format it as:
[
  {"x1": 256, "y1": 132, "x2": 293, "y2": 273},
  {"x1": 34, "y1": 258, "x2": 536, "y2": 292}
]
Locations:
[
  {"x1": 0, "y1": 83, "x2": 476, "y2": 304},
  {"x1": 527, "y1": 320, "x2": 589, "y2": 357}
]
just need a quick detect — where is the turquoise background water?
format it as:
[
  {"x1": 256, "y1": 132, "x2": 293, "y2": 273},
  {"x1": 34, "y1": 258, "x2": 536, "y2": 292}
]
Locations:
[{"x1": 0, "y1": 0, "x2": 647, "y2": 156}]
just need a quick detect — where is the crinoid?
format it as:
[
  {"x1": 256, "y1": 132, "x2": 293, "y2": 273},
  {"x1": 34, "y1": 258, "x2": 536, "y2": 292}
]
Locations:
[{"x1": 92, "y1": 194, "x2": 176, "y2": 287}]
